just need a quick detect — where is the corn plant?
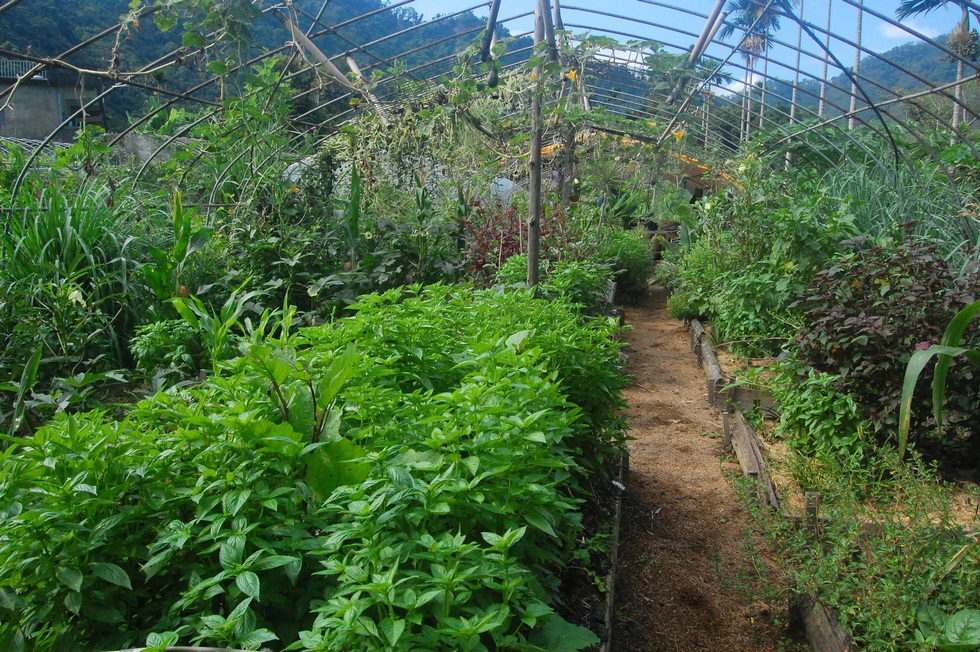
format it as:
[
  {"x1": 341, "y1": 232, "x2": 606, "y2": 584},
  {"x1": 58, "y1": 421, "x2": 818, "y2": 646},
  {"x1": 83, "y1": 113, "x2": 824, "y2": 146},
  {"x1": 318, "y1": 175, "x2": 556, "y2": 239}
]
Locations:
[{"x1": 898, "y1": 299, "x2": 980, "y2": 463}]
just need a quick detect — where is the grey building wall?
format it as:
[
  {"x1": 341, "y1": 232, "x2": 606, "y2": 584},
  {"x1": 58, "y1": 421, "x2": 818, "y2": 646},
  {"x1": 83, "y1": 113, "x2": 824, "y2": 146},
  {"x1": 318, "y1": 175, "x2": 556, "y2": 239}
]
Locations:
[{"x1": 0, "y1": 81, "x2": 104, "y2": 142}]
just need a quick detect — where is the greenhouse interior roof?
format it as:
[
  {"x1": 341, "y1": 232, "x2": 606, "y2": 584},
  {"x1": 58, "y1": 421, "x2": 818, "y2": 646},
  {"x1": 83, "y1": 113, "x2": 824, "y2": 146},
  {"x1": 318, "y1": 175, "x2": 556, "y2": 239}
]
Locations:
[
  {"x1": 4, "y1": 4, "x2": 980, "y2": 651},
  {"x1": 2, "y1": 0, "x2": 980, "y2": 181}
]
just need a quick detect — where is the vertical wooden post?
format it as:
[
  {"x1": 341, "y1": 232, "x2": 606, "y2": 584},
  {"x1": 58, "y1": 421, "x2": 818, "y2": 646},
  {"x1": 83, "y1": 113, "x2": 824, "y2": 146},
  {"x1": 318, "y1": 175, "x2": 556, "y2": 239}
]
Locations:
[
  {"x1": 722, "y1": 411, "x2": 732, "y2": 451},
  {"x1": 480, "y1": 0, "x2": 502, "y2": 62},
  {"x1": 540, "y1": 0, "x2": 558, "y2": 62},
  {"x1": 553, "y1": 0, "x2": 565, "y2": 30},
  {"x1": 786, "y1": 0, "x2": 803, "y2": 169},
  {"x1": 805, "y1": 491, "x2": 821, "y2": 535},
  {"x1": 527, "y1": 0, "x2": 545, "y2": 289}
]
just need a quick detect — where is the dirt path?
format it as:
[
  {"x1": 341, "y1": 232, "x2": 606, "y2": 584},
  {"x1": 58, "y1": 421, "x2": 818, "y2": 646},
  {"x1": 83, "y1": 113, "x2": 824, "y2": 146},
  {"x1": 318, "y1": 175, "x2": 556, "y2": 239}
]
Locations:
[{"x1": 612, "y1": 288, "x2": 785, "y2": 652}]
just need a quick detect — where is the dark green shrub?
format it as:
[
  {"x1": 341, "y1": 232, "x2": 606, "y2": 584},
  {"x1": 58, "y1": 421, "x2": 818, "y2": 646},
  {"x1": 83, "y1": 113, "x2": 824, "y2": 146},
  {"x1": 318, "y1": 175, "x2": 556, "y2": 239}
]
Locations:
[
  {"x1": 794, "y1": 239, "x2": 980, "y2": 436},
  {"x1": 764, "y1": 362, "x2": 870, "y2": 470},
  {"x1": 496, "y1": 255, "x2": 613, "y2": 316},
  {"x1": 130, "y1": 319, "x2": 202, "y2": 378},
  {"x1": 604, "y1": 227, "x2": 653, "y2": 302}
]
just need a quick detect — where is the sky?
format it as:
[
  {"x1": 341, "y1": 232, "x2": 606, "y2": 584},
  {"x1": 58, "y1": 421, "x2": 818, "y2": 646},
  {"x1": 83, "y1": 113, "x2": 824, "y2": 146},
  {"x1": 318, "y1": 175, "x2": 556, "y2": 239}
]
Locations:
[{"x1": 401, "y1": 0, "x2": 960, "y2": 85}]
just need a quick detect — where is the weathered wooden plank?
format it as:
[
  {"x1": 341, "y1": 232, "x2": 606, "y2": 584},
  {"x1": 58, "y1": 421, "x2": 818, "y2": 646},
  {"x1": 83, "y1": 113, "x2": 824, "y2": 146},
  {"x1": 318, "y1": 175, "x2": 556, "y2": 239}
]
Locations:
[
  {"x1": 730, "y1": 419, "x2": 760, "y2": 476},
  {"x1": 805, "y1": 492, "x2": 821, "y2": 534},
  {"x1": 734, "y1": 411, "x2": 780, "y2": 510},
  {"x1": 722, "y1": 411, "x2": 732, "y2": 451},
  {"x1": 699, "y1": 339, "x2": 724, "y2": 407},
  {"x1": 689, "y1": 319, "x2": 706, "y2": 353},
  {"x1": 790, "y1": 594, "x2": 858, "y2": 652}
]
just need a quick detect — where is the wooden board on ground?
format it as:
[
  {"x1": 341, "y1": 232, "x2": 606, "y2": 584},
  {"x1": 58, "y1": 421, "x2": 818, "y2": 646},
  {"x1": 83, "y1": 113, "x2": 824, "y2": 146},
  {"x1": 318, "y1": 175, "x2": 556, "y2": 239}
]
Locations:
[{"x1": 790, "y1": 594, "x2": 858, "y2": 652}]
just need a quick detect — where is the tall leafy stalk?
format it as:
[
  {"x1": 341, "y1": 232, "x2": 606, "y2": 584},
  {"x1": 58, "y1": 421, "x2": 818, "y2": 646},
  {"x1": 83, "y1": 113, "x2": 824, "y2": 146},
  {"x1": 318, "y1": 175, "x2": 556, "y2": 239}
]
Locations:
[{"x1": 897, "y1": 300, "x2": 980, "y2": 463}]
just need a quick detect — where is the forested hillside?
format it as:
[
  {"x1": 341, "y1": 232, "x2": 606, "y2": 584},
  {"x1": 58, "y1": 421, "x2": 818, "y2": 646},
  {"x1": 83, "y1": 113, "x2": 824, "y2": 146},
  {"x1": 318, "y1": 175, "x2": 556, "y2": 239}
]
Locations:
[
  {"x1": 0, "y1": 0, "x2": 522, "y2": 129},
  {"x1": 765, "y1": 34, "x2": 975, "y2": 120}
]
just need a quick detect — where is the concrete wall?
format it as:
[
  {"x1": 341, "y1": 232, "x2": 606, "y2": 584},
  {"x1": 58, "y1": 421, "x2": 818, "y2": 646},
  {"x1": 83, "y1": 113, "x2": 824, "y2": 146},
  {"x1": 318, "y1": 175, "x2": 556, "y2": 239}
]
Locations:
[
  {"x1": 0, "y1": 82, "x2": 103, "y2": 142},
  {"x1": 109, "y1": 131, "x2": 180, "y2": 164}
]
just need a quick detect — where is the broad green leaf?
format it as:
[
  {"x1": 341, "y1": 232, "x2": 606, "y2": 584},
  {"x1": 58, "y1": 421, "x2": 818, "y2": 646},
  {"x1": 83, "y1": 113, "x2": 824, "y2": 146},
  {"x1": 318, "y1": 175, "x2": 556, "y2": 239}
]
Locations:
[
  {"x1": 392, "y1": 449, "x2": 444, "y2": 470},
  {"x1": 0, "y1": 587, "x2": 23, "y2": 610},
  {"x1": 91, "y1": 562, "x2": 132, "y2": 589},
  {"x1": 462, "y1": 455, "x2": 480, "y2": 475},
  {"x1": 0, "y1": 628, "x2": 25, "y2": 652},
  {"x1": 527, "y1": 614, "x2": 600, "y2": 651},
  {"x1": 146, "y1": 631, "x2": 180, "y2": 649},
  {"x1": 917, "y1": 603, "x2": 946, "y2": 639},
  {"x1": 238, "y1": 629, "x2": 278, "y2": 649},
  {"x1": 9, "y1": 345, "x2": 41, "y2": 436},
  {"x1": 184, "y1": 227, "x2": 212, "y2": 259},
  {"x1": 525, "y1": 512, "x2": 556, "y2": 537},
  {"x1": 316, "y1": 344, "x2": 358, "y2": 408},
  {"x1": 236, "y1": 571, "x2": 261, "y2": 600},
  {"x1": 506, "y1": 329, "x2": 535, "y2": 352},
  {"x1": 934, "y1": 300, "x2": 980, "y2": 427},
  {"x1": 482, "y1": 532, "x2": 503, "y2": 546},
  {"x1": 171, "y1": 297, "x2": 199, "y2": 330},
  {"x1": 897, "y1": 345, "x2": 969, "y2": 463},
  {"x1": 223, "y1": 488, "x2": 252, "y2": 517},
  {"x1": 381, "y1": 619, "x2": 406, "y2": 647},
  {"x1": 64, "y1": 591, "x2": 82, "y2": 615},
  {"x1": 250, "y1": 555, "x2": 299, "y2": 572},
  {"x1": 208, "y1": 59, "x2": 231, "y2": 76},
  {"x1": 304, "y1": 438, "x2": 371, "y2": 502},
  {"x1": 526, "y1": 431, "x2": 548, "y2": 444},
  {"x1": 220, "y1": 535, "x2": 246, "y2": 569},
  {"x1": 73, "y1": 483, "x2": 98, "y2": 495},
  {"x1": 56, "y1": 566, "x2": 83, "y2": 592},
  {"x1": 943, "y1": 609, "x2": 980, "y2": 649},
  {"x1": 181, "y1": 31, "x2": 205, "y2": 48}
]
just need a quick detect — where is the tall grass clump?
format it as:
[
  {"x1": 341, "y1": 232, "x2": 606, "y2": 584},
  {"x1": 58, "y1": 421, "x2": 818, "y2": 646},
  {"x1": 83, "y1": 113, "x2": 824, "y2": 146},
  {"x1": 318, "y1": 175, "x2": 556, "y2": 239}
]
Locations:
[
  {"x1": 0, "y1": 180, "x2": 141, "y2": 377},
  {"x1": 822, "y1": 162, "x2": 980, "y2": 275}
]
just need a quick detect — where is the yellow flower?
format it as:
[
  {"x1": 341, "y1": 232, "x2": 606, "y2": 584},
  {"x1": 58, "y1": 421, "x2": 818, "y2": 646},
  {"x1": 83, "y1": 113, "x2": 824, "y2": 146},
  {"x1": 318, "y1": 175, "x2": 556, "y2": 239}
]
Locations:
[
  {"x1": 672, "y1": 130, "x2": 685, "y2": 142},
  {"x1": 288, "y1": 186, "x2": 301, "y2": 193},
  {"x1": 564, "y1": 69, "x2": 577, "y2": 82},
  {"x1": 529, "y1": 71, "x2": 538, "y2": 82}
]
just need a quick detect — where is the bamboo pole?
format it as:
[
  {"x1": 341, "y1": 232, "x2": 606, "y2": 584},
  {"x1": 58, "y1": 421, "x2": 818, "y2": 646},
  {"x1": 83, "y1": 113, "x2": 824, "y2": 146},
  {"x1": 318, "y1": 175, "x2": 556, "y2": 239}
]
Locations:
[
  {"x1": 480, "y1": 0, "x2": 502, "y2": 62},
  {"x1": 528, "y1": 0, "x2": 547, "y2": 289}
]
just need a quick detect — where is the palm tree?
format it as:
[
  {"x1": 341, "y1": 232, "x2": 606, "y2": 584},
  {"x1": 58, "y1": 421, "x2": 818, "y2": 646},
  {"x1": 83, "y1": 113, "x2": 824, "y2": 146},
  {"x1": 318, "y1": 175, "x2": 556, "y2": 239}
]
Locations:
[
  {"x1": 849, "y1": 0, "x2": 864, "y2": 130},
  {"x1": 897, "y1": 0, "x2": 979, "y2": 134},
  {"x1": 819, "y1": 0, "x2": 831, "y2": 117},
  {"x1": 720, "y1": 0, "x2": 797, "y2": 139}
]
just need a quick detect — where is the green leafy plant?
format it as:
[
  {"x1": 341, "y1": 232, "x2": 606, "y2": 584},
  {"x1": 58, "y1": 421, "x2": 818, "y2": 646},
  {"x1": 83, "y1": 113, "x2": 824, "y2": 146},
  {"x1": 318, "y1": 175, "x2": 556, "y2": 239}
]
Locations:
[
  {"x1": 1, "y1": 181, "x2": 140, "y2": 372},
  {"x1": 142, "y1": 192, "x2": 213, "y2": 311},
  {"x1": 130, "y1": 319, "x2": 202, "y2": 379},
  {"x1": 497, "y1": 255, "x2": 613, "y2": 316},
  {"x1": 916, "y1": 604, "x2": 980, "y2": 651},
  {"x1": 603, "y1": 226, "x2": 653, "y2": 302},
  {"x1": 765, "y1": 362, "x2": 869, "y2": 468},
  {"x1": 172, "y1": 280, "x2": 262, "y2": 374},
  {"x1": 0, "y1": 346, "x2": 41, "y2": 437},
  {"x1": 1, "y1": 283, "x2": 627, "y2": 650}
]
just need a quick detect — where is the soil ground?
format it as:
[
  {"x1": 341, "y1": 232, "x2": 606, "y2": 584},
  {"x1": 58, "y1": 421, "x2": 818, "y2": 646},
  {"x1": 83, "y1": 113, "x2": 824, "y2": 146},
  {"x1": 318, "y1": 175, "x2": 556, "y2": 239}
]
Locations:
[{"x1": 612, "y1": 288, "x2": 791, "y2": 652}]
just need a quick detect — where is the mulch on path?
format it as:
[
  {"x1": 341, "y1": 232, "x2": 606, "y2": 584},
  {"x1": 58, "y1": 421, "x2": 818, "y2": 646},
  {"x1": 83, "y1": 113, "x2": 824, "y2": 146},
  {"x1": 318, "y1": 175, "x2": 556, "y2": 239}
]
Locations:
[{"x1": 612, "y1": 288, "x2": 790, "y2": 652}]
